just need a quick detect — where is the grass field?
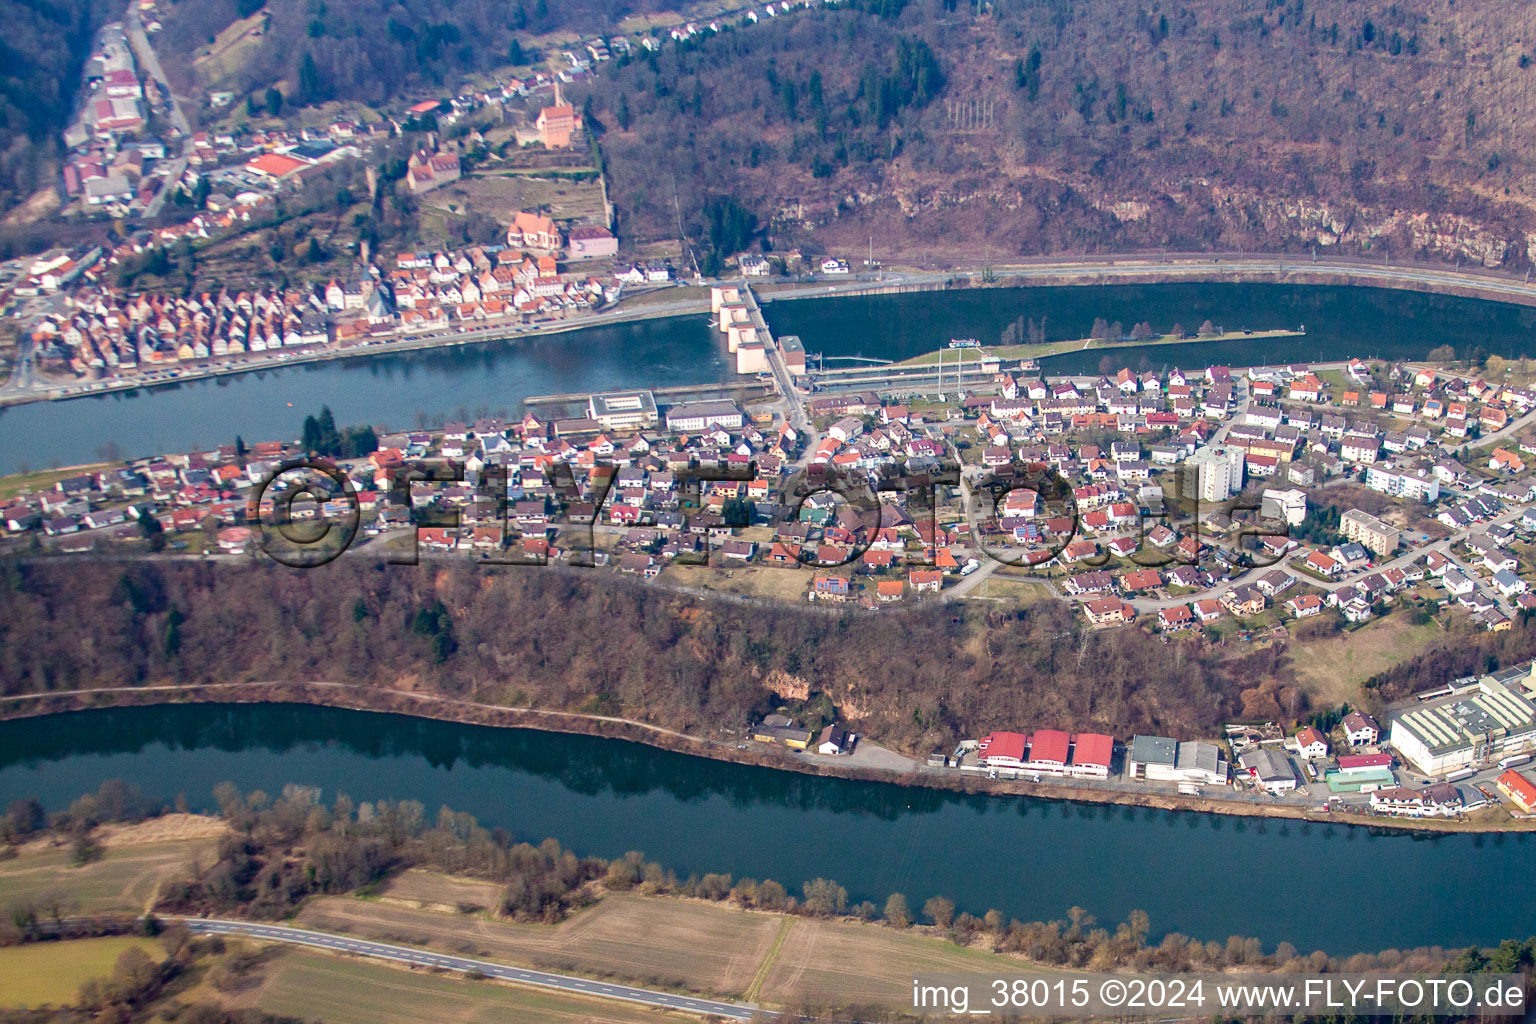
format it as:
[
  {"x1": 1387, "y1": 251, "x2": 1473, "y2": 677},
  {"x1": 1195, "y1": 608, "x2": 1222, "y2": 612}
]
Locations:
[
  {"x1": 379, "y1": 870, "x2": 504, "y2": 913},
  {"x1": 0, "y1": 937, "x2": 161, "y2": 1008},
  {"x1": 962, "y1": 574, "x2": 1053, "y2": 608},
  {"x1": 296, "y1": 893, "x2": 781, "y2": 997},
  {"x1": 1286, "y1": 613, "x2": 1443, "y2": 703},
  {"x1": 0, "y1": 838, "x2": 215, "y2": 914},
  {"x1": 425, "y1": 176, "x2": 606, "y2": 227},
  {"x1": 758, "y1": 917, "x2": 1038, "y2": 1006},
  {"x1": 245, "y1": 950, "x2": 683, "y2": 1024},
  {"x1": 897, "y1": 329, "x2": 1302, "y2": 366},
  {"x1": 0, "y1": 462, "x2": 112, "y2": 501},
  {"x1": 659, "y1": 562, "x2": 815, "y2": 602}
]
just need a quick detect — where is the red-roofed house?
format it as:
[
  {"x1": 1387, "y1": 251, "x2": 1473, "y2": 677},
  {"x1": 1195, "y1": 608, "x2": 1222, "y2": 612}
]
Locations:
[
  {"x1": 1497, "y1": 769, "x2": 1536, "y2": 812},
  {"x1": 1159, "y1": 605, "x2": 1194, "y2": 631},
  {"x1": 1083, "y1": 597, "x2": 1134, "y2": 625},
  {"x1": 908, "y1": 569, "x2": 942, "y2": 593},
  {"x1": 1294, "y1": 726, "x2": 1329, "y2": 760}
]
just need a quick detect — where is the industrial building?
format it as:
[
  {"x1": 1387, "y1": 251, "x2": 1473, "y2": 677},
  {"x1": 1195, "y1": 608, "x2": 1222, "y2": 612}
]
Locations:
[
  {"x1": 1238, "y1": 748, "x2": 1297, "y2": 794},
  {"x1": 1126, "y1": 735, "x2": 1230, "y2": 785},
  {"x1": 1389, "y1": 665, "x2": 1536, "y2": 776},
  {"x1": 972, "y1": 730, "x2": 1114, "y2": 779},
  {"x1": 664, "y1": 400, "x2": 745, "y2": 433}
]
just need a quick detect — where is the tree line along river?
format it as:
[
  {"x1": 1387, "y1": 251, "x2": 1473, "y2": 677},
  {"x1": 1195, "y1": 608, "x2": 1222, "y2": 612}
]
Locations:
[
  {"x1": 1, "y1": 702, "x2": 1534, "y2": 955},
  {"x1": 3, "y1": 281, "x2": 1536, "y2": 477}
]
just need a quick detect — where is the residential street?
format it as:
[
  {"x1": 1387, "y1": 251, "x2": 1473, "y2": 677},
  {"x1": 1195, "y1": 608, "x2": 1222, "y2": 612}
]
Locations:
[{"x1": 124, "y1": 0, "x2": 191, "y2": 219}]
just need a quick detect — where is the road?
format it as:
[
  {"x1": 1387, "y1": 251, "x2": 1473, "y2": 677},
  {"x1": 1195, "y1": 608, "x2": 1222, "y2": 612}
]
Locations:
[
  {"x1": 1044, "y1": 495, "x2": 1535, "y2": 617},
  {"x1": 181, "y1": 918, "x2": 762, "y2": 1020},
  {"x1": 742, "y1": 282, "x2": 810, "y2": 437},
  {"x1": 124, "y1": 0, "x2": 193, "y2": 219},
  {"x1": 761, "y1": 251, "x2": 1536, "y2": 306}
]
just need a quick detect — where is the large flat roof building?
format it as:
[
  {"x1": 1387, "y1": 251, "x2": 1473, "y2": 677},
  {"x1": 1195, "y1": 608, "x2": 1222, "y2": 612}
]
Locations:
[
  {"x1": 1128, "y1": 734, "x2": 1228, "y2": 785},
  {"x1": 665, "y1": 400, "x2": 744, "y2": 433},
  {"x1": 1340, "y1": 508, "x2": 1400, "y2": 556},
  {"x1": 587, "y1": 390, "x2": 658, "y2": 430},
  {"x1": 1389, "y1": 665, "x2": 1536, "y2": 776}
]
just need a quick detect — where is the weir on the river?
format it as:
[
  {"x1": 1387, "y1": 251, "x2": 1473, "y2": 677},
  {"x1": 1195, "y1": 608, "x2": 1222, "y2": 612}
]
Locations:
[{"x1": 4, "y1": 281, "x2": 1536, "y2": 477}]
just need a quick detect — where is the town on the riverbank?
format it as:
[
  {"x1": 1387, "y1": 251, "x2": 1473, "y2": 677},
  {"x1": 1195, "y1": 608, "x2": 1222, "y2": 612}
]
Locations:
[{"x1": 15, "y1": 276, "x2": 1536, "y2": 822}]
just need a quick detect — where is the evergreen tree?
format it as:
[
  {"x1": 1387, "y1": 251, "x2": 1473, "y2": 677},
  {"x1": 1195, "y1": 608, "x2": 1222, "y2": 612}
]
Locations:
[{"x1": 298, "y1": 52, "x2": 322, "y2": 104}]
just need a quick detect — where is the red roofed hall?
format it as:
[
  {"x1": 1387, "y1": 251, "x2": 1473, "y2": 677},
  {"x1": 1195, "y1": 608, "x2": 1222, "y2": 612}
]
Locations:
[
  {"x1": 1027, "y1": 729, "x2": 1071, "y2": 767},
  {"x1": 1069, "y1": 733, "x2": 1114, "y2": 778},
  {"x1": 978, "y1": 731, "x2": 1028, "y2": 768},
  {"x1": 247, "y1": 153, "x2": 308, "y2": 179},
  {"x1": 1497, "y1": 769, "x2": 1536, "y2": 812}
]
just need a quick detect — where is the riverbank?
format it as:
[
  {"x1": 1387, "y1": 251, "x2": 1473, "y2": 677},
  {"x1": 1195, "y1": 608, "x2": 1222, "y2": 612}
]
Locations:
[
  {"x1": 0, "y1": 683, "x2": 1519, "y2": 835},
  {"x1": 0, "y1": 291, "x2": 713, "y2": 411},
  {"x1": 757, "y1": 253, "x2": 1536, "y2": 309},
  {"x1": 14, "y1": 249, "x2": 1536, "y2": 412}
]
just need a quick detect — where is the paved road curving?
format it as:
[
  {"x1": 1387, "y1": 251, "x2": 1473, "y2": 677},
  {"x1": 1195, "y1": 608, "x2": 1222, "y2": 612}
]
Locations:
[{"x1": 182, "y1": 918, "x2": 762, "y2": 1020}]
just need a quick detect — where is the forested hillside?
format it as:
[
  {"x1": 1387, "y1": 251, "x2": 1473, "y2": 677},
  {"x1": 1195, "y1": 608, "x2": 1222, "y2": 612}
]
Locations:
[
  {"x1": 583, "y1": 0, "x2": 1536, "y2": 266},
  {"x1": 0, "y1": 559, "x2": 1264, "y2": 749},
  {"x1": 158, "y1": 0, "x2": 691, "y2": 106},
  {"x1": 0, "y1": 0, "x2": 116, "y2": 217}
]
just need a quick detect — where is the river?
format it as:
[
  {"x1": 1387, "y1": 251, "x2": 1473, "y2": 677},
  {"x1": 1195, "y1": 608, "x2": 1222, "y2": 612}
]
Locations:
[
  {"x1": 0, "y1": 316, "x2": 732, "y2": 477},
  {"x1": 6, "y1": 283, "x2": 1536, "y2": 476},
  {"x1": 2, "y1": 703, "x2": 1532, "y2": 955},
  {"x1": 767, "y1": 280, "x2": 1536, "y2": 373}
]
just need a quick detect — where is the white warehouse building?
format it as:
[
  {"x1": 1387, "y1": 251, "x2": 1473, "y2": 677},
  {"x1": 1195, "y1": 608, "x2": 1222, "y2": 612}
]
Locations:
[
  {"x1": 1389, "y1": 666, "x2": 1536, "y2": 776},
  {"x1": 1127, "y1": 735, "x2": 1230, "y2": 785}
]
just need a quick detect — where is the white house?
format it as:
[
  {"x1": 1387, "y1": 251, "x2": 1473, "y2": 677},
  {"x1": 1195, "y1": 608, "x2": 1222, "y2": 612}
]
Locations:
[
  {"x1": 1293, "y1": 726, "x2": 1330, "y2": 760},
  {"x1": 1342, "y1": 711, "x2": 1381, "y2": 747}
]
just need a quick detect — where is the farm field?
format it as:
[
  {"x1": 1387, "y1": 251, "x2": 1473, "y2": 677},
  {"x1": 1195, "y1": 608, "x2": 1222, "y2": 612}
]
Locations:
[
  {"x1": 293, "y1": 880, "x2": 1047, "y2": 1011},
  {"x1": 0, "y1": 937, "x2": 162, "y2": 1008},
  {"x1": 378, "y1": 869, "x2": 504, "y2": 913},
  {"x1": 0, "y1": 837, "x2": 216, "y2": 914},
  {"x1": 295, "y1": 892, "x2": 781, "y2": 996},
  {"x1": 756, "y1": 916, "x2": 1039, "y2": 1006},
  {"x1": 242, "y1": 949, "x2": 683, "y2": 1024}
]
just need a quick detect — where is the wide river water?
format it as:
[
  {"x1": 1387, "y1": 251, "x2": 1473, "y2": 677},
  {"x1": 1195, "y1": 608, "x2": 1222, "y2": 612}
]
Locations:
[
  {"x1": 2, "y1": 703, "x2": 1534, "y2": 955},
  {"x1": 4, "y1": 282, "x2": 1536, "y2": 476}
]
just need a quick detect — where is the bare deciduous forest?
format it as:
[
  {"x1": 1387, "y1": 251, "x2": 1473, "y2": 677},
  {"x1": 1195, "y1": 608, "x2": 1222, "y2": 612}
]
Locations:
[
  {"x1": 0, "y1": 0, "x2": 117, "y2": 219},
  {"x1": 2, "y1": 561, "x2": 1534, "y2": 748},
  {"x1": 589, "y1": 0, "x2": 1536, "y2": 265}
]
